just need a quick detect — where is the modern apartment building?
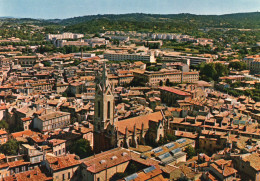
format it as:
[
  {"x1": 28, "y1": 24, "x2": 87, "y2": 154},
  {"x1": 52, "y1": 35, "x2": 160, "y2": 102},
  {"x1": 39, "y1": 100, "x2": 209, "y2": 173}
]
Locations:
[
  {"x1": 243, "y1": 55, "x2": 260, "y2": 74},
  {"x1": 163, "y1": 55, "x2": 213, "y2": 65},
  {"x1": 250, "y1": 60, "x2": 260, "y2": 74},
  {"x1": 46, "y1": 32, "x2": 84, "y2": 41},
  {"x1": 133, "y1": 70, "x2": 199, "y2": 86},
  {"x1": 104, "y1": 53, "x2": 155, "y2": 62}
]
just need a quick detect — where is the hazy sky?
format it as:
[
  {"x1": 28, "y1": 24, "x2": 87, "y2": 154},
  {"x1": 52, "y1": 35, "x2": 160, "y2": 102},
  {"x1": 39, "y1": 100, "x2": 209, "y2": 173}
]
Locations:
[{"x1": 0, "y1": 0, "x2": 259, "y2": 19}]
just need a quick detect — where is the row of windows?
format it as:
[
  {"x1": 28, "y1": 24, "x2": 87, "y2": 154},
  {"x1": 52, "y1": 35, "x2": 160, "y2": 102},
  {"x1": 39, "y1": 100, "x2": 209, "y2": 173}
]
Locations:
[
  {"x1": 56, "y1": 172, "x2": 71, "y2": 181},
  {"x1": 19, "y1": 61, "x2": 35, "y2": 65},
  {"x1": 43, "y1": 120, "x2": 69, "y2": 131},
  {"x1": 43, "y1": 115, "x2": 70, "y2": 126},
  {"x1": 151, "y1": 75, "x2": 181, "y2": 78},
  {"x1": 11, "y1": 166, "x2": 27, "y2": 175},
  {"x1": 55, "y1": 148, "x2": 65, "y2": 156}
]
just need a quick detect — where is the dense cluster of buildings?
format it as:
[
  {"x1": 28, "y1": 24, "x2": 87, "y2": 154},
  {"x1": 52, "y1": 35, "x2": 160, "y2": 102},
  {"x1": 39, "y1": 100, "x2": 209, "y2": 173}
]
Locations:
[
  {"x1": 103, "y1": 31, "x2": 213, "y2": 45},
  {"x1": 0, "y1": 28, "x2": 259, "y2": 181}
]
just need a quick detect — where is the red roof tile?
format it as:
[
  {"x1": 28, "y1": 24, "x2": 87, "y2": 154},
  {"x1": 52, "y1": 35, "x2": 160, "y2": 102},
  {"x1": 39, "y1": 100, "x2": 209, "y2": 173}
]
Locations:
[
  {"x1": 46, "y1": 154, "x2": 80, "y2": 171},
  {"x1": 159, "y1": 87, "x2": 191, "y2": 96}
]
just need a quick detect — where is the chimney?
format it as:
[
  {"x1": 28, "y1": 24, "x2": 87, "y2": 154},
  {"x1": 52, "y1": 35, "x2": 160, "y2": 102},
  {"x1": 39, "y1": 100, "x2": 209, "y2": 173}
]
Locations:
[{"x1": 81, "y1": 47, "x2": 83, "y2": 59}]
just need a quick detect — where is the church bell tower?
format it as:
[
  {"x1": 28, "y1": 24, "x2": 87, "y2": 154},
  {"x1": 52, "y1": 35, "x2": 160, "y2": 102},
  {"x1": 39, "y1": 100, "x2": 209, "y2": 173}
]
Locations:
[{"x1": 93, "y1": 63, "x2": 115, "y2": 153}]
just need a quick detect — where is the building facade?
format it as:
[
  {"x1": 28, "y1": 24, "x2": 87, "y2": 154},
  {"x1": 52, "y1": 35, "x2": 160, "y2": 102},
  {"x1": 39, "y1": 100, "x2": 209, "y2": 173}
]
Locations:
[
  {"x1": 33, "y1": 111, "x2": 71, "y2": 132},
  {"x1": 133, "y1": 70, "x2": 199, "y2": 86},
  {"x1": 104, "y1": 53, "x2": 155, "y2": 63}
]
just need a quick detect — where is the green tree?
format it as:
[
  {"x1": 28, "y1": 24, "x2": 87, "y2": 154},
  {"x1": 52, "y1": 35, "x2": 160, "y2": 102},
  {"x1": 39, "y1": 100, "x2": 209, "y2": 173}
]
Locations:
[
  {"x1": 157, "y1": 134, "x2": 176, "y2": 146},
  {"x1": 42, "y1": 61, "x2": 51, "y2": 67},
  {"x1": 200, "y1": 62, "x2": 228, "y2": 81},
  {"x1": 62, "y1": 92, "x2": 68, "y2": 97},
  {"x1": 0, "y1": 140, "x2": 19, "y2": 155},
  {"x1": 71, "y1": 139, "x2": 93, "y2": 159},
  {"x1": 165, "y1": 79, "x2": 170, "y2": 86},
  {"x1": 0, "y1": 120, "x2": 9, "y2": 131},
  {"x1": 229, "y1": 61, "x2": 247, "y2": 71},
  {"x1": 215, "y1": 63, "x2": 229, "y2": 79},
  {"x1": 159, "y1": 80, "x2": 163, "y2": 86},
  {"x1": 166, "y1": 134, "x2": 176, "y2": 142},
  {"x1": 185, "y1": 145, "x2": 196, "y2": 159}
]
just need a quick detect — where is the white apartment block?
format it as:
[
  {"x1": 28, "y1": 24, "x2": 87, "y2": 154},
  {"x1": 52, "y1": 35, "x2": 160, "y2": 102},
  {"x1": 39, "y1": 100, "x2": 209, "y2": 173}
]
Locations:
[
  {"x1": 104, "y1": 53, "x2": 155, "y2": 63},
  {"x1": 163, "y1": 55, "x2": 213, "y2": 65},
  {"x1": 46, "y1": 33, "x2": 84, "y2": 41},
  {"x1": 133, "y1": 70, "x2": 199, "y2": 86},
  {"x1": 243, "y1": 55, "x2": 260, "y2": 71}
]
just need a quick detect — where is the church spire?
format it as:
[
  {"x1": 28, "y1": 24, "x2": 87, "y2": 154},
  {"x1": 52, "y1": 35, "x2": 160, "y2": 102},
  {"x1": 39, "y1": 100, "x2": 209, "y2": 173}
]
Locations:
[
  {"x1": 94, "y1": 62, "x2": 115, "y2": 132},
  {"x1": 101, "y1": 63, "x2": 109, "y2": 91}
]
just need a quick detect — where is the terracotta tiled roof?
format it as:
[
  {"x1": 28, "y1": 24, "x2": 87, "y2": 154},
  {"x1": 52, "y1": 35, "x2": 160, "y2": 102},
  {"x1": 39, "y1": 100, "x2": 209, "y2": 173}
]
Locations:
[
  {"x1": 0, "y1": 129, "x2": 7, "y2": 135},
  {"x1": 0, "y1": 162, "x2": 9, "y2": 169},
  {"x1": 48, "y1": 139, "x2": 66, "y2": 146},
  {"x1": 21, "y1": 117, "x2": 32, "y2": 122},
  {"x1": 17, "y1": 106, "x2": 29, "y2": 114},
  {"x1": 127, "y1": 165, "x2": 163, "y2": 181},
  {"x1": 134, "y1": 61, "x2": 145, "y2": 66},
  {"x1": 38, "y1": 111, "x2": 70, "y2": 121},
  {"x1": 14, "y1": 56, "x2": 37, "y2": 59},
  {"x1": 46, "y1": 154, "x2": 80, "y2": 171},
  {"x1": 8, "y1": 160, "x2": 30, "y2": 168},
  {"x1": 211, "y1": 160, "x2": 237, "y2": 177},
  {"x1": 82, "y1": 148, "x2": 131, "y2": 173},
  {"x1": 114, "y1": 111, "x2": 164, "y2": 135},
  {"x1": 0, "y1": 105, "x2": 8, "y2": 110},
  {"x1": 159, "y1": 86, "x2": 191, "y2": 96},
  {"x1": 3, "y1": 167, "x2": 52, "y2": 181},
  {"x1": 11, "y1": 130, "x2": 37, "y2": 139},
  {"x1": 242, "y1": 153, "x2": 260, "y2": 171},
  {"x1": 0, "y1": 154, "x2": 6, "y2": 160},
  {"x1": 175, "y1": 131, "x2": 198, "y2": 139},
  {"x1": 30, "y1": 134, "x2": 49, "y2": 143}
]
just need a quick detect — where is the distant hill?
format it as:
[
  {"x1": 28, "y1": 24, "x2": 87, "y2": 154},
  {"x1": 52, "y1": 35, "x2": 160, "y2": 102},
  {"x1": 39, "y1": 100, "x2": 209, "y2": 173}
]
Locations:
[
  {"x1": 54, "y1": 12, "x2": 260, "y2": 26},
  {"x1": 0, "y1": 18, "x2": 55, "y2": 26},
  {"x1": 1, "y1": 12, "x2": 260, "y2": 33},
  {"x1": 60, "y1": 12, "x2": 260, "y2": 33}
]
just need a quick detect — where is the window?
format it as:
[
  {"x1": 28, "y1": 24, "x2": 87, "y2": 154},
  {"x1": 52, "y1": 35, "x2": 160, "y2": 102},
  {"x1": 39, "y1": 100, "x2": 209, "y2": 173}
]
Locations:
[
  {"x1": 63, "y1": 148, "x2": 65, "y2": 153},
  {"x1": 97, "y1": 178, "x2": 100, "y2": 181},
  {"x1": 59, "y1": 150, "x2": 61, "y2": 155},
  {"x1": 107, "y1": 101, "x2": 110, "y2": 119},
  {"x1": 98, "y1": 101, "x2": 101, "y2": 117},
  {"x1": 68, "y1": 172, "x2": 71, "y2": 179},
  {"x1": 62, "y1": 174, "x2": 65, "y2": 180}
]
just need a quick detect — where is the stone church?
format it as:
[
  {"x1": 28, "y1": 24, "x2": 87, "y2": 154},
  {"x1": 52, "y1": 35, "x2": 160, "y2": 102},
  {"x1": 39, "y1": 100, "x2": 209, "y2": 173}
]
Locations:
[{"x1": 93, "y1": 64, "x2": 167, "y2": 153}]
